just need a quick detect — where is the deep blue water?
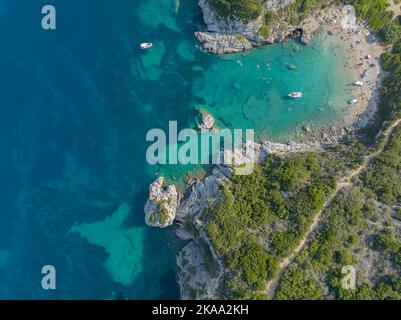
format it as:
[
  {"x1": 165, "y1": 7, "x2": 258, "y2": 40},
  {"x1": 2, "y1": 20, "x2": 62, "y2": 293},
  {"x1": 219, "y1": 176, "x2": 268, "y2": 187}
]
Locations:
[{"x1": 0, "y1": 0, "x2": 205, "y2": 299}]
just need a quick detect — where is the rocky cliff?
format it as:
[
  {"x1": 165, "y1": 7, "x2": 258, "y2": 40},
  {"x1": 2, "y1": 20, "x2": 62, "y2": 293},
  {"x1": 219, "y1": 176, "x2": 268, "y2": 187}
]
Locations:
[
  {"x1": 195, "y1": 0, "x2": 331, "y2": 54},
  {"x1": 195, "y1": 0, "x2": 264, "y2": 54},
  {"x1": 195, "y1": 32, "x2": 253, "y2": 55}
]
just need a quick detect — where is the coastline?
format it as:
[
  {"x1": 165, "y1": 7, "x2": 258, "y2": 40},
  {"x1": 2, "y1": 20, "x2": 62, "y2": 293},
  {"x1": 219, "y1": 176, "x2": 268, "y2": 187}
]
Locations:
[{"x1": 147, "y1": 3, "x2": 388, "y2": 299}]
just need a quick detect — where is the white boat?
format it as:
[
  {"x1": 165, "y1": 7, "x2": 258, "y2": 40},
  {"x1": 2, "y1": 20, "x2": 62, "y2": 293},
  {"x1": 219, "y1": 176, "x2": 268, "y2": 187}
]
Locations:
[
  {"x1": 353, "y1": 80, "x2": 364, "y2": 87},
  {"x1": 288, "y1": 92, "x2": 303, "y2": 98},
  {"x1": 348, "y1": 98, "x2": 358, "y2": 104},
  {"x1": 140, "y1": 42, "x2": 153, "y2": 50}
]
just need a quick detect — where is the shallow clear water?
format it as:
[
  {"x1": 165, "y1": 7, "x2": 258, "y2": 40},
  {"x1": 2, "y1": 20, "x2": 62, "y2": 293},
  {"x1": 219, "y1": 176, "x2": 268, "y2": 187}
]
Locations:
[
  {"x1": 0, "y1": 0, "x2": 357, "y2": 299},
  {"x1": 193, "y1": 28, "x2": 358, "y2": 141}
]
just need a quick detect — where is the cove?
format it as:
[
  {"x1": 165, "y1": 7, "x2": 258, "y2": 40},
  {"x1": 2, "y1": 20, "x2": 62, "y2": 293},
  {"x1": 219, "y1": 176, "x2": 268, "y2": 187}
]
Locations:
[{"x1": 193, "y1": 27, "x2": 358, "y2": 142}]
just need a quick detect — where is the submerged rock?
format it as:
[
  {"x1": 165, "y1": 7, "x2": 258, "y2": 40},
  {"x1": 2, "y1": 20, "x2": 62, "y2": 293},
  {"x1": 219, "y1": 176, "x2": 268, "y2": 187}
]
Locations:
[
  {"x1": 144, "y1": 177, "x2": 180, "y2": 228},
  {"x1": 197, "y1": 110, "x2": 215, "y2": 130}
]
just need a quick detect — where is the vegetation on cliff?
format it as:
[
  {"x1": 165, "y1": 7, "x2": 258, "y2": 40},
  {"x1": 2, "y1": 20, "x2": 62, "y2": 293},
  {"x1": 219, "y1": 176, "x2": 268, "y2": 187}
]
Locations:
[
  {"x1": 193, "y1": 0, "x2": 401, "y2": 300},
  {"x1": 276, "y1": 125, "x2": 401, "y2": 300},
  {"x1": 209, "y1": 0, "x2": 265, "y2": 21},
  {"x1": 204, "y1": 151, "x2": 358, "y2": 299}
]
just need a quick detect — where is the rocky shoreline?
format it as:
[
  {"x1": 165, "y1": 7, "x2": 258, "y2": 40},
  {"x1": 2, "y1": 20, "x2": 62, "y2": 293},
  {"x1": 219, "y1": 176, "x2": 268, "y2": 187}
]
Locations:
[
  {"x1": 142, "y1": 138, "x2": 322, "y2": 298},
  {"x1": 195, "y1": 0, "x2": 318, "y2": 55},
  {"x1": 195, "y1": 0, "x2": 263, "y2": 54},
  {"x1": 195, "y1": 1, "x2": 384, "y2": 140},
  {"x1": 144, "y1": 1, "x2": 385, "y2": 299}
]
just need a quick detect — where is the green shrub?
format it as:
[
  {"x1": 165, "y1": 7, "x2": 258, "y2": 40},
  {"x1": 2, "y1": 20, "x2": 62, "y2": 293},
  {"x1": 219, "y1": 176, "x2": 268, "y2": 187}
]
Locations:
[
  {"x1": 210, "y1": 0, "x2": 265, "y2": 21},
  {"x1": 261, "y1": 25, "x2": 270, "y2": 39}
]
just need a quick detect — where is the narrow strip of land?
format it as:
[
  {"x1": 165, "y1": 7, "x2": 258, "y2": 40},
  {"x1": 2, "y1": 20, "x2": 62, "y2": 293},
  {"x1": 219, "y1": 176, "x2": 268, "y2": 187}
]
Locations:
[{"x1": 266, "y1": 118, "x2": 401, "y2": 299}]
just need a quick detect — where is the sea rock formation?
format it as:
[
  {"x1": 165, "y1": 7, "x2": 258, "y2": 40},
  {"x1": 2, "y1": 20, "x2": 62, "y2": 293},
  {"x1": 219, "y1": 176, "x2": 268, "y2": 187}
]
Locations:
[
  {"x1": 197, "y1": 110, "x2": 215, "y2": 130},
  {"x1": 144, "y1": 177, "x2": 180, "y2": 228}
]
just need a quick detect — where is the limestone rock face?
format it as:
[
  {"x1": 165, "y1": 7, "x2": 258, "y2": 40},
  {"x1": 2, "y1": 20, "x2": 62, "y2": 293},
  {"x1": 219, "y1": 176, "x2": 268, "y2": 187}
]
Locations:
[
  {"x1": 195, "y1": 0, "x2": 264, "y2": 54},
  {"x1": 197, "y1": 0, "x2": 347, "y2": 53},
  {"x1": 196, "y1": 0, "x2": 320, "y2": 52},
  {"x1": 195, "y1": 32, "x2": 253, "y2": 54},
  {"x1": 175, "y1": 167, "x2": 230, "y2": 300},
  {"x1": 177, "y1": 242, "x2": 221, "y2": 300},
  {"x1": 264, "y1": 0, "x2": 294, "y2": 11},
  {"x1": 176, "y1": 171, "x2": 226, "y2": 224},
  {"x1": 144, "y1": 177, "x2": 180, "y2": 228},
  {"x1": 198, "y1": 0, "x2": 263, "y2": 44}
]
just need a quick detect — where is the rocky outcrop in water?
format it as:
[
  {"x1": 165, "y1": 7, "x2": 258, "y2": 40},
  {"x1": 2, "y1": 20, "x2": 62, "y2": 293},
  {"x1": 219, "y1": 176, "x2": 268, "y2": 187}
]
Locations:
[
  {"x1": 197, "y1": 110, "x2": 216, "y2": 130},
  {"x1": 144, "y1": 177, "x2": 180, "y2": 228}
]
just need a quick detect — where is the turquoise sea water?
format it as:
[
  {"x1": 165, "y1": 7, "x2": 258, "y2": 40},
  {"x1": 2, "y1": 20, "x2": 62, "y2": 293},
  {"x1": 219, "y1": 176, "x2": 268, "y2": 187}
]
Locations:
[
  {"x1": 0, "y1": 0, "x2": 357, "y2": 299},
  {"x1": 194, "y1": 29, "x2": 358, "y2": 141}
]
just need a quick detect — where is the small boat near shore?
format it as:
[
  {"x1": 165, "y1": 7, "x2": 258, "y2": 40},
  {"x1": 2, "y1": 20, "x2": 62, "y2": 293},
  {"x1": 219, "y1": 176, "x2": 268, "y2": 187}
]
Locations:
[
  {"x1": 288, "y1": 92, "x2": 303, "y2": 98},
  {"x1": 140, "y1": 42, "x2": 153, "y2": 50},
  {"x1": 353, "y1": 80, "x2": 364, "y2": 86},
  {"x1": 348, "y1": 98, "x2": 358, "y2": 104}
]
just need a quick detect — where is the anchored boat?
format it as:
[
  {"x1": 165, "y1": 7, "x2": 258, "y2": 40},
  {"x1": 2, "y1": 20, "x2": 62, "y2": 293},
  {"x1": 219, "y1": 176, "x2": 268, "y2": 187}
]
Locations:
[
  {"x1": 348, "y1": 98, "x2": 358, "y2": 104},
  {"x1": 288, "y1": 92, "x2": 303, "y2": 98},
  {"x1": 140, "y1": 42, "x2": 153, "y2": 50}
]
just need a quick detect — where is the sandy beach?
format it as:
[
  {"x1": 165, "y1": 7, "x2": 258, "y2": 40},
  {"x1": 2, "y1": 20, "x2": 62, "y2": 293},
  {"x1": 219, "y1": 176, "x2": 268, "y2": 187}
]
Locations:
[
  {"x1": 325, "y1": 6, "x2": 385, "y2": 130},
  {"x1": 291, "y1": 5, "x2": 386, "y2": 144}
]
